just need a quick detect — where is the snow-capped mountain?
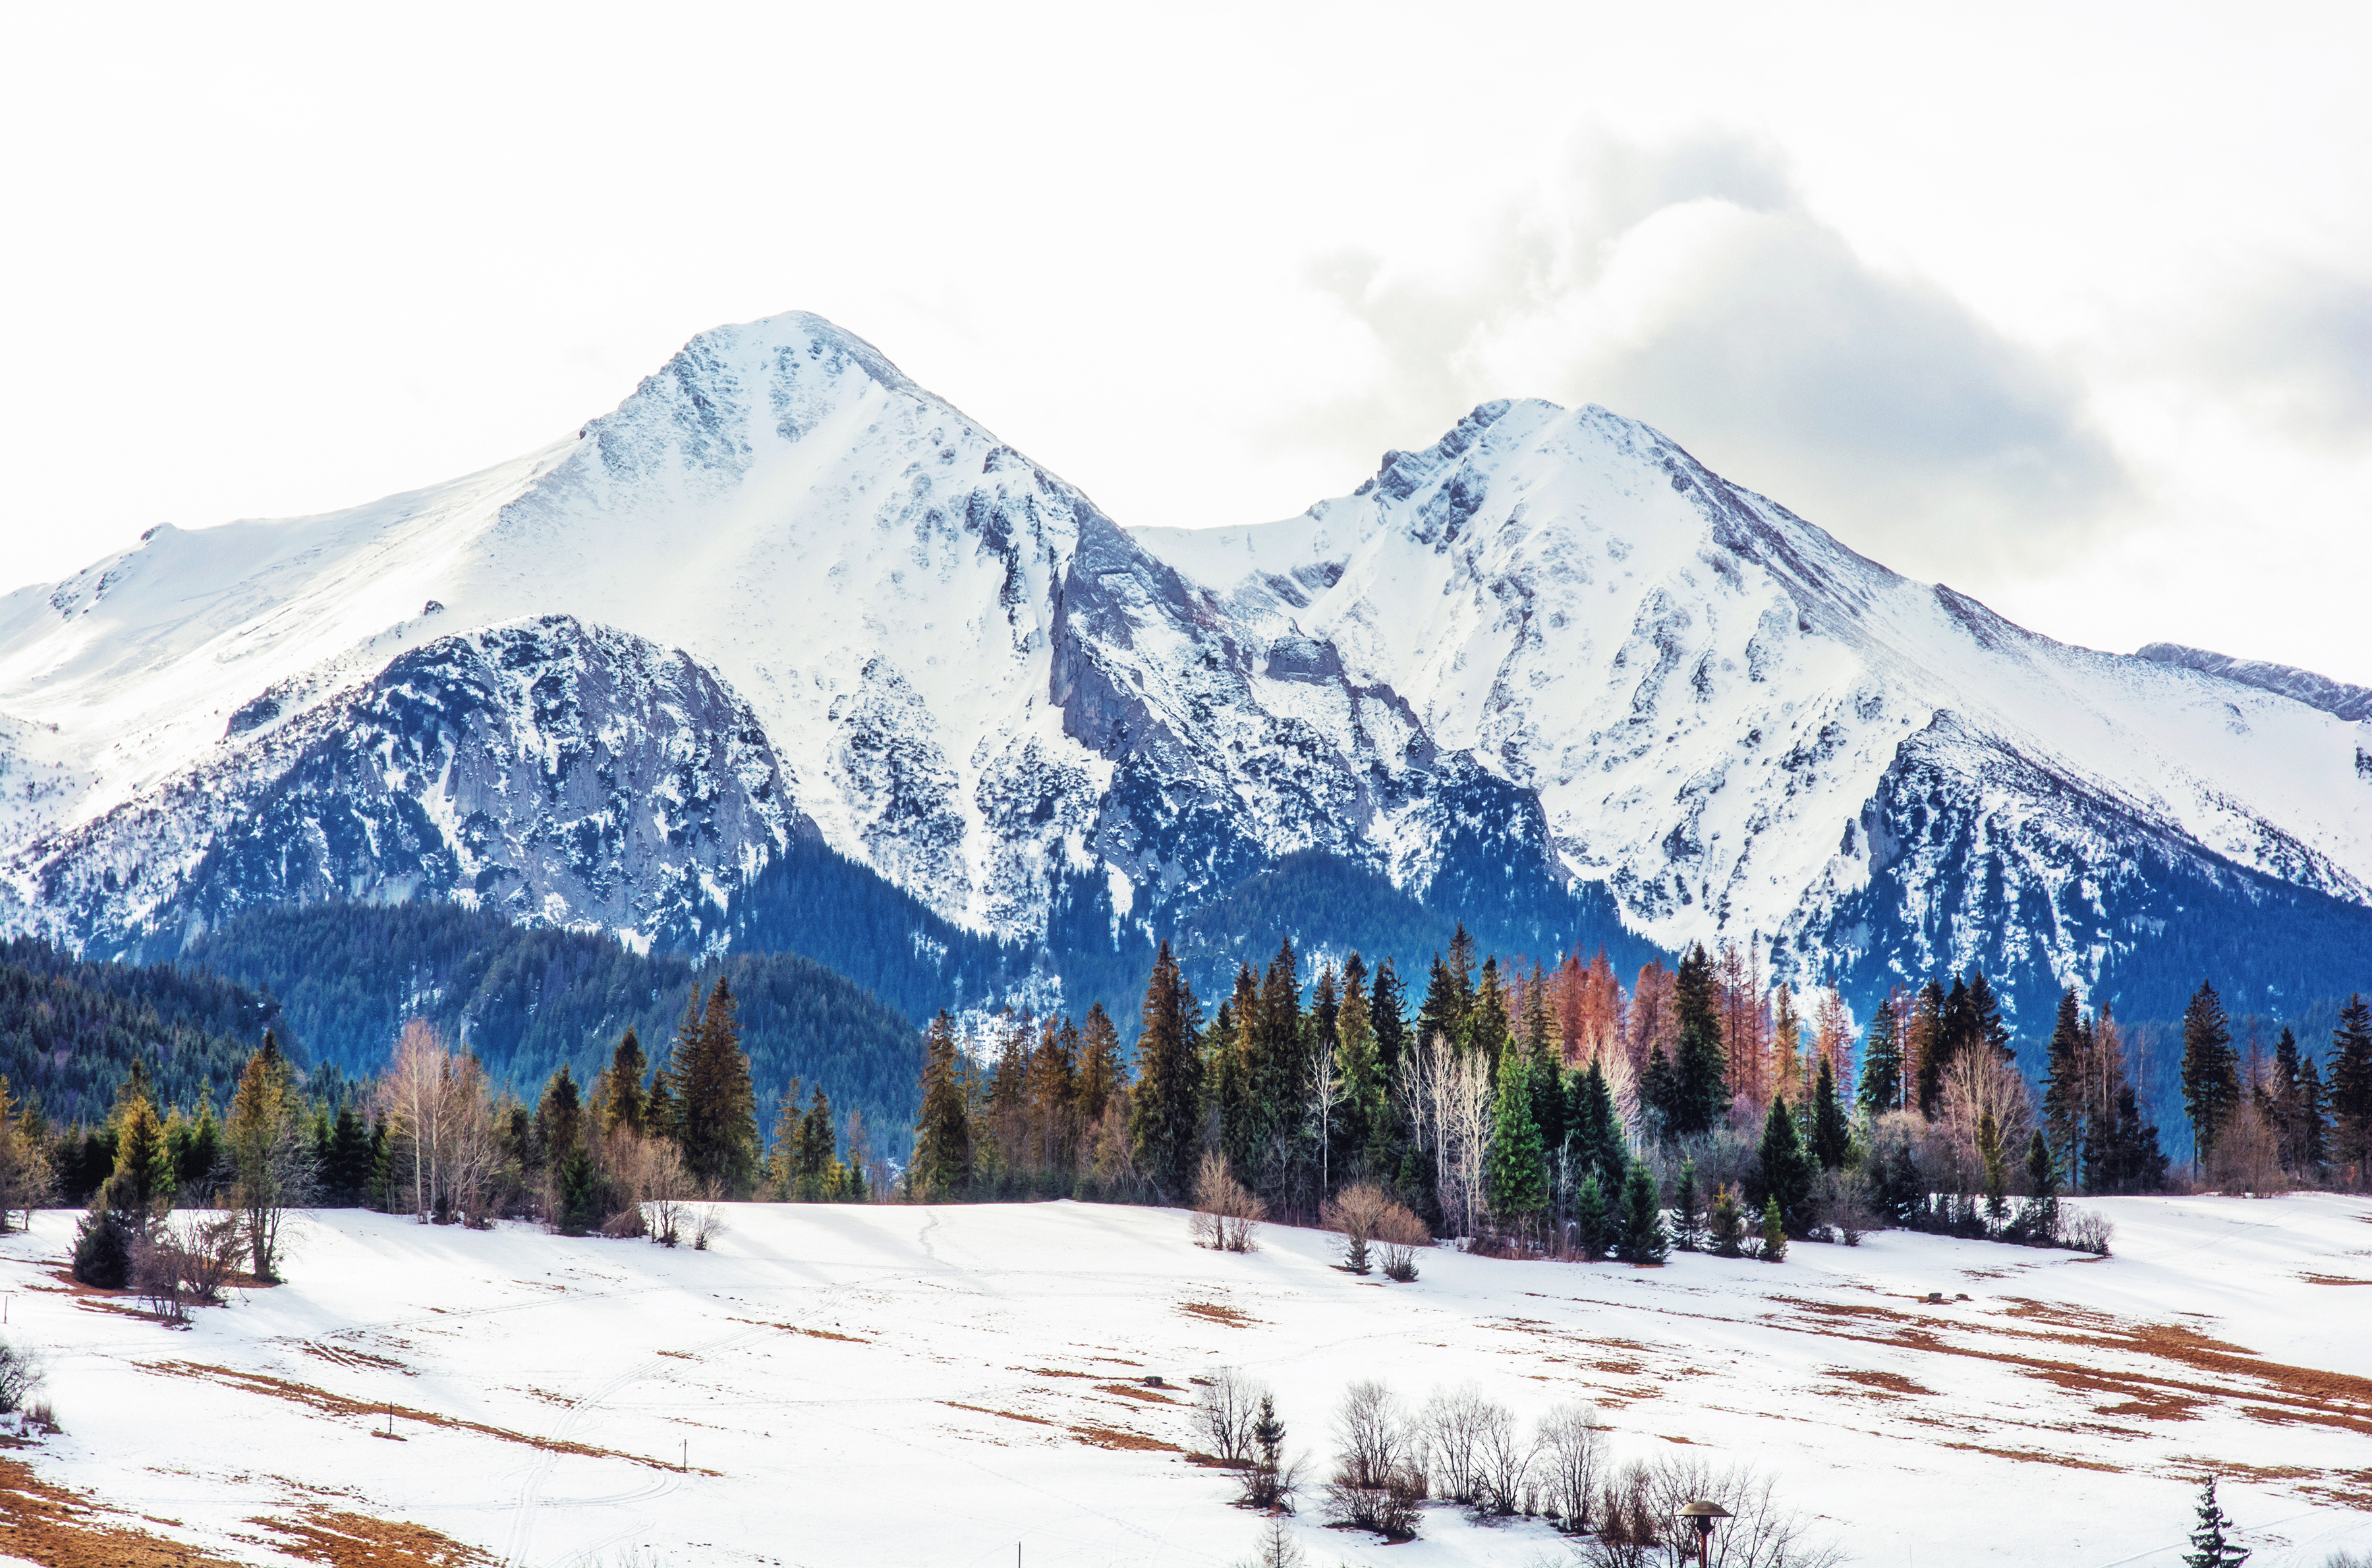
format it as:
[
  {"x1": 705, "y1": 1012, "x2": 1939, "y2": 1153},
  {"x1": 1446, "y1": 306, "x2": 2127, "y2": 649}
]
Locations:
[{"x1": 4, "y1": 312, "x2": 2369, "y2": 1023}]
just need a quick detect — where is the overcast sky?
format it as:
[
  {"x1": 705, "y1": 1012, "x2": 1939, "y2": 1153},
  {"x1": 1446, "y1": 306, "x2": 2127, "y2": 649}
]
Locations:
[{"x1": 4, "y1": 3, "x2": 2368, "y2": 681}]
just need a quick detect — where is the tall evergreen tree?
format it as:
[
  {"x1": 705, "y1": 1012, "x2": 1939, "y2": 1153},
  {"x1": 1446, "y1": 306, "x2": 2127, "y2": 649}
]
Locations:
[
  {"x1": 1565, "y1": 1062, "x2": 1626, "y2": 1194},
  {"x1": 1668, "y1": 944, "x2": 1729, "y2": 1138},
  {"x1": 1334, "y1": 963, "x2": 1384, "y2": 1181},
  {"x1": 1616, "y1": 1160, "x2": 1669, "y2": 1264},
  {"x1": 1370, "y1": 958, "x2": 1409, "y2": 1080},
  {"x1": 1753, "y1": 1094, "x2": 1813, "y2": 1235},
  {"x1": 1857, "y1": 994, "x2": 1904, "y2": 1117},
  {"x1": 2182, "y1": 1475, "x2": 2249, "y2": 1568},
  {"x1": 1910, "y1": 979, "x2": 1948, "y2": 1117},
  {"x1": 2294, "y1": 1051, "x2": 2330, "y2": 1181},
  {"x1": 1965, "y1": 972, "x2": 2014, "y2": 1063},
  {"x1": 1075, "y1": 1003, "x2": 1124, "y2": 1128},
  {"x1": 912, "y1": 1012, "x2": 972, "y2": 1198},
  {"x1": 1128, "y1": 941, "x2": 1204, "y2": 1200},
  {"x1": 604, "y1": 1027, "x2": 650, "y2": 1136},
  {"x1": 2023, "y1": 1130, "x2": 2059, "y2": 1243},
  {"x1": 1484, "y1": 1050, "x2": 1547, "y2": 1227},
  {"x1": 2041, "y1": 988, "x2": 2086, "y2": 1173},
  {"x1": 327, "y1": 1102, "x2": 372, "y2": 1206},
  {"x1": 677, "y1": 976, "x2": 759, "y2": 1191},
  {"x1": 2330, "y1": 994, "x2": 2372, "y2": 1183},
  {"x1": 795, "y1": 1086, "x2": 837, "y2": 1200},
  {"x1": 112, "y1": 1070, "x2": 175, "y2": 1217},
  {"x1": 2179, "y1": 980, "x2": 2242, "y2": 1168},
  {"x1": 1809, "y1": 1057, "x2": 1849, "y2": 1173}
]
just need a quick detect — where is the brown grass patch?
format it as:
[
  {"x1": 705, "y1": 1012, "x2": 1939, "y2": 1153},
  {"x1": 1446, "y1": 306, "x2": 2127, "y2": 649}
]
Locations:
[
  {"x1": 2300, "y1": 1274, "x2": 2372, "y2": 1287},
  {"x1": 944, "y1": 1402, "x2": 1053, "y2": 1426},
  {"x1": 1023, "y1": 1368, "x2": 1100, "y2": 1379},
  {"x1": 142, "y1": 1362, "x2": 685, "y2": 1471},
  {"x1": 1939, "y1": 1441, "x2": 2125, "y2": 1473},
  {"x1": 655, "y1": 1350, "x2": 696, "y2": 1360},
  {"x1": 1827, "y1": 1368, "x2": 1934, "y2": 1397},
  {"x1": 1179, "y1": 1302, "x2": 1257, "y2": 1328},
  {"x1": 0, "y1": 1455, "x2": 242, "y2": 1566},
  {"x1": 300, "y1": 1346, "x2": 409, "y2": 1376},
  {"x1": 1095, "y1": 1382, "x2": 1183, "y2": 1405},
  {"x1": 250, "y1": 1507, "x2": 492, "y2": 1567},
  {"x1": 1070, "y1": 1424, "x2": 1181, "y2": 1453}
]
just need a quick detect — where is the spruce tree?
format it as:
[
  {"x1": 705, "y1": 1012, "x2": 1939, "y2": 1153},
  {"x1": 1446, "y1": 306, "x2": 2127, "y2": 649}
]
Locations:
[
  {"x1": 605, "y1": 1028, "x2": 649, "y2": 1136},
  {"x1": 1128, "y1": 941, "x2": 1204, "y2": 1200},
  {"x1": 678, "y1": 977, "x2": 759, "y2": 1191},
  {"x1": 1757, "y1": 1195, "x2": 1788, "y2": 1262},
  {"x1": 1573, "y1": 1174, "x2": 1608, "y2": 1260},
  {"x1": 1857, "y1": 995, "x2": 1904, "y2": 1117},
  {"x1": 1809, "y1": 1057, "x2": 1849, "y2": 1173},
  {"x1": 327, "y1": 1104, "x2": 371, "y2": 1206},
  {"x1": 1909, "y1": 980, "x2": 1948, "y2": 1117},
  {"x1": 112, "y1": 1076, "x2": 174, "y2": 1217},
  {"x1": 2182, "y1": 1475, "x2": 2249, "y2": 1567},
  {"x1": 1669, "y1": 945, "x2": 1729, "y2": 1137},
  {"x1": 1616, "y1": 1160, "x2": 1669, "y2": 1264},
  {"x1": 555, "y1": 1145, "x2": 602, "y2": 1235},
  {"x1": 2180, "y1": 980, "x2": 2241, "y2": 1169},
  {"x1": 796, "y1": 1087, "x2": 836, "y2": 1201},
  {"x1": 1076, "y1": 1003, "x2": 1125, "y2": 1127},
  {"x1": 1334, "y1": 966, "x2": 1384, "y2": 1181},
  {"x1": 1965, "y1": 972, "x2": 2014, "y2": 1063},
  {"x1": 1484, "y1": 1051, "x2": 1547, "y2": 1229},
  {"x1": 913, "y1": 1011, "x2": 973, "y2": 1198},
  {"x1": 1671, "y1": 1158, "x2": 1703, "y2": 1251},
  {"x1": 1707, "y1": 1184, "x2": 1744, "y2": 1258},
  {"x1": 2330, "y1": 995, "x2": 2372, "y2": 1182},
  {"x1": 2023, "y1": 1131, "x2": 2059, "y2": 1245},
  {"x1": 2295, "y1": 1053, "x2": 2330, "y2": 1181},
  {"x1": 1566, "y1": 1062, "x2": 1626, "y2": 1194},
  {"x1": 1754, "y1": 1096, "x2": 1813, "y2": 1236},
  {"x1": 1370, "y1": 959, "x2": 1409, "y2": 1080},
  {"x1": 2041, "y1": 988, "x2": 2085, "y2": 1173},
  {"x1": 1979, "y1": 1110, "x2": 2009, "y2": 1233}
]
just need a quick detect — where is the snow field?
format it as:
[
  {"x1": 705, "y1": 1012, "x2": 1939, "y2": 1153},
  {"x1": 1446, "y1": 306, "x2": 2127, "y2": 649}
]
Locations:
[{"x1": 3, "y1": 1196, "x2": 2372, "y2": 1567}]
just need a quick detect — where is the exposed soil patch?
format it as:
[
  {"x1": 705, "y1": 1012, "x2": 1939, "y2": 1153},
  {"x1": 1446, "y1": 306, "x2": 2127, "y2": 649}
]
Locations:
[
  {"x1": 1096, "y1": 1382, "x2": 1183, "y2": 1405},
  {"x1": 1070, "y1": 1424, "x2": 1181, "y2": 1453},
  {"x1": 944, "y1": 1402, "x2": 1052, "y2": 1426},
  {"x1": 143, "y1": 1362, "x2": 681, "y2": 1471},
  {"x1": 250, "y1": 1507, "x2": 492, "y2": 1567},
  {"x1": 2300, "y1": 1274, "x2": 2372, "y2": 1287},
  {"x1": 302, "y1": 1345, "x2": 410, "y2": 1376},
  {"x1": 1939, "y1": 1441, "x2": 2125, "y2": 1473},
  {"x1": 1826, "y1": 1368, "x2": 1934, "y2": 1397},
  {"x1": 1179, "y1": 1302, "x2": 1257, "y2": 1329},
  {"x1": 0, "y1": 1455, "x2": 240, "y2": 1566}
]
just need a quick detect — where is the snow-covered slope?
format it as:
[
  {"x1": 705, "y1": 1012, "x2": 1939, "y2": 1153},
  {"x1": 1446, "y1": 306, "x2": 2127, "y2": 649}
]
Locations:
[
  {"x1": 6, "y1": 1197, "x2": 2372, "y2": 1567},
  {"x1": 4, "y1": 312, "x2": 2371, "y2": 1015}
]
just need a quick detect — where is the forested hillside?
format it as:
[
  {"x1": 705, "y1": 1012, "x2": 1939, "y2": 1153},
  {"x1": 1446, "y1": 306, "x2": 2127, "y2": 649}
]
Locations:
[
  {"x1": 181, "y1": 902, "x2": 923, "y2": 1150},
  {"x1": 0, "y1": 939, "x2": 293, "y2": 1124}
]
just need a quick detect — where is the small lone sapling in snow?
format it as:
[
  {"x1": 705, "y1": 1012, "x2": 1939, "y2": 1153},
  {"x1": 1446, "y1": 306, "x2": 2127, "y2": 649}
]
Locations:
[
  {"x1": 1320, "y1": 1183, "x2": 1390, "y2": 1274},
  {"x1": 2183, "y1": 1474, "x2": 2249, "y2": 1567},
  {"x1": 1191, "y1": 1153, "x2": 1265, "y2": 1253}
]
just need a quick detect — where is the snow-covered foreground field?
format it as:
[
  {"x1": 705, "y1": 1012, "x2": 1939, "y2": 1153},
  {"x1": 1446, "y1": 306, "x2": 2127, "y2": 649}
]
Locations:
[{"x1": 4, "y1": 1196, "x2": 2371, "y2": 1567}]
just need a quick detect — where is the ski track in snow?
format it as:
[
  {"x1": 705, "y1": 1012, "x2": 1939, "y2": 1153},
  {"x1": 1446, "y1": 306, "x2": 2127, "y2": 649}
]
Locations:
[{"x1": 4, "y1": 1197, "x2": 2372, "y2": 1567}]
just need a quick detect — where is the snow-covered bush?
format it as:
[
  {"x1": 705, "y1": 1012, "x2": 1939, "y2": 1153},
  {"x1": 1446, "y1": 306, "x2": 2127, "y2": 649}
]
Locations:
[
  {"x1": 2062, "y1": 1206, "x2": 2114, "y2": 1255},
  {"x1": 0, "y1": 1339, "x2": 45, "y2": 1414}
]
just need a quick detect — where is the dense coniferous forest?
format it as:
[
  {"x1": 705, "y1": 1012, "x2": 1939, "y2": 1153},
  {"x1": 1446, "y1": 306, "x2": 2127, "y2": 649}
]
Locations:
[
  {"x1": 0, "y1": 939, "x2": 296, "y2": 1125},
  {"x1": 179, "y1": 903, "x2": 922, "y2": 1151}
]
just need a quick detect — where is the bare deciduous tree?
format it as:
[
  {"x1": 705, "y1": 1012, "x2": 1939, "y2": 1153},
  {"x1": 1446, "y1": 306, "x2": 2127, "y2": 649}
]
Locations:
[
  {"x1": 1377, "y1": 1200, "x2": 1431, "y2": 1283},
  {"x1": 1191, "y1": 1152, "x2": 1265, "y2": 1252},
  {"x1": 1196, "y1": 1368, "x2": 1262, "y2": 1465},
  {"x1": 1472, "y1": 1399, "x2": 1537, "y2": 1516},
  {"x1": 1538, "y1": 1402, "x2": 1608, "y2": 1532},
  {"x1": 1326, "y1": 1380, "x2": 1426, "y2": 1539},
  {"x1": 1418, "y1": 1385, "x2": 1491, "y2": 1505},
  {"x1": 1581, "y1": 1455, "x2": 1844, "y2": 1567},
  {"x1": 1320, "y1": 1183, "x2": 1391, "y2": 1274},
  {"x1": 1399, "y1": 1033, "x2": 1488, "y2": 1238}
]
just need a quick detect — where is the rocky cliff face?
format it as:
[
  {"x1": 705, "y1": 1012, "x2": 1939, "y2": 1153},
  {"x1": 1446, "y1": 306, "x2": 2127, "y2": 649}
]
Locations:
[{"x1": 5, "y1": 312, "x2": 2370, "y2": 1024}]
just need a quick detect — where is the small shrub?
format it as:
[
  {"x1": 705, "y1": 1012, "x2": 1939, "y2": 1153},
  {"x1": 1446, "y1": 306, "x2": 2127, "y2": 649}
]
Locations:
[
  {"x1": 1376, "y1": 1202, "x2": 1430, "y2": 1282},
  {"x1": 690, "y1": 1202, "x2": 727, "y2": 1252},
  {"x1": 0, "y1": 1339, "x2": 46, "y2": 1414},
  {"x1": 71, "y1": 1202, "x2": 134, "y2": 1289},
  {"x1": 1192, "y1": 1154, "x2": 1265, "y2": 1253},
  {"x1": 1321, "y1": 1184, "x2": 1391, "y2": 1274},
  {"x1": 2061, "y1": 1206, "x2": 2114, "y2": 1256},
  {"x1": 1706, "y1": 1184, "x2": 1745, "y2": 1258}
]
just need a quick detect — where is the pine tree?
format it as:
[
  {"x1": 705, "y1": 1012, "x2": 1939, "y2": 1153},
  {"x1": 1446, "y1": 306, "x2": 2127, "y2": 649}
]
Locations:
[
  {"x1": 535, "y1": 1064, "x2": 585, "y2": 1172},
  {"x1": 1566, "y1": 1061, "x2": 1626, "y2": 1194},
  {"x1": 1616, "y1": 1160, "x2": 1668, "y2": 1264},
  {"x1": 2295, "y1": 1052, "x2": 2330, "y2": 1181},
  {"x1": 1129, "y1": 941, "x2": 1204, "y2": 1200},
  {"x1": 1909, "y1": 979, "x2": 1948, "y2": 1117},
  {"x1": 1671, "y1": 1158, "x2": 1703, "y2": 1252},
  {"x1": 111, "y1": 1069, "x2": 175, "y2": 1217},
  {"x1": 2180, "y1": 981, "x2": 2242, "y2": 1169},
  {"x1": 1370, "y1": 959, "x2": 1409, "y2": 1080},
  {"x1": 913, "y1": 1013, "x2": 973, "y2": 1198},
  {"x1": 1809, "y1": 1057, "x2": 1849, "y2": 1173},
  {"x1": 1757, "y1": 1195, "x2": 1788, "y2": 1262},
  {"x1": 1669, "y1": 945, "x2": 1729, "y2": 1137},
  {"x1": 1484, "y1": 1051, "x2": 1547, "y2": 1229},
  {"x1": 1707, "y1": 1184, "x2": 1745, "y2": 1258},
  {"x1": 2268, "y1": 1027, "x2": 2303, "y2": 1175},
  {"x1": 1965, "y1": 972, "x2": 2014, "y2": 1063},
  {"x1": 604, "y1": 1028, "x2": 650, "y2": 1136},
  {"x1": 555, "y1": 1145, "x2": 602, "y2": 1235},
  {"x1": 327, "y1": 1103, "x2": 371, "y2": 1206},
  {"x1": 677, "y1": 976, "x2": 759, "y2": 1191},
  {"x1": 796, "y1": 1087, "x2": 837, "y2": 1201},
  {"x1": 1979, "y1": 1109, "x2": 2008, "y2": 1232},
  {"x1": 226, "y1": 1033, "x2": 306, "y2": 1279},
  {"x1": 2182, "y1": 1475, "x2": 2249, "y2": 1567},
  {"x1": 1754, "y1": 1095, "x2": 1813, "y2": 1236},
  {"x1": 1857, "y1": 993, "x2": 1904, "y2": 1117}
]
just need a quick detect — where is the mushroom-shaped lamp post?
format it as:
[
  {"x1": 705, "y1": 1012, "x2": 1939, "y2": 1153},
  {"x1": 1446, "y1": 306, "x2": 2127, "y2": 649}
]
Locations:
[{"x1": 1678, "y1": 1499, "x2": 1731, "y2": 1565}]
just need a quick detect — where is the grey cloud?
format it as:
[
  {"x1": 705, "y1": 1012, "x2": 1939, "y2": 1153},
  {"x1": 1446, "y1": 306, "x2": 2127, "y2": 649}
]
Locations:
[
  {"x1": 2197, "y1": 266, "x2": 2372, "y2": 444},
  {"x1": 1285, "y1": 130, "x2": 2136, "y2": 583}
]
